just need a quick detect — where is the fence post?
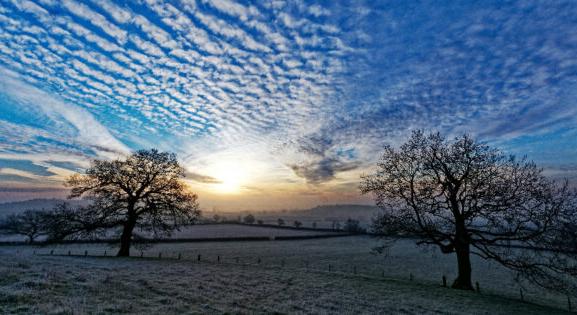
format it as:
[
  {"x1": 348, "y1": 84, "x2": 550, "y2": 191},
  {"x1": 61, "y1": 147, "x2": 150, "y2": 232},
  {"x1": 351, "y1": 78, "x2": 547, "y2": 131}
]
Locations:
[
  {"x1": 33, "y1": 250, "x2": 36, "y2": 255},
  {"x1": 257, "y1": 257, "x2": 261, "y2": 264},
  {"x1": 50, "y1": 250, "x2": 53, "y2": 255},
  {"x1": 197, "y1": 254, "x2": 201, "y2": 262},
  {"x1": 442, "y1": 275, "x2": 447, "y2": 287},
  {"x1": 158, "y1": 252, "x2": 162, "y2": 259},
  {"x1": 141, "y1": 251, "x2": 144, "y2": 258},
  {"x1": 84, "y1": 250, "x2": 88, "y2": 257},
  {"x1": 353, "y1": 266, "x2": 357, "y2": 274},
  {"x1": 217, "y1": 255, "x2": 220, "y2": 263},
  {"x1": 410, "y1": 273, "x2": 413, "y2": 281},
  {"x1": 568, "y1": 296, "x2": 572, "y2": 311},
  {"x1": 178, "y1": 253, "x2": 181, "y2": 260},
  {"x1": 104, "y1": 250, "x2": 107, "y2": 256},
  {"x1": 68, "y1": 250, "x2": 71, "y2": 256},
  {"x1": 519, "y1": 288, "x2": 524, "y2": 301},
  {"x1": 328, "y1": 264, "x2": 332, "y2": 272},
  {"x1": 476, "y1": 282, "x2": 480, "y2": 293}
]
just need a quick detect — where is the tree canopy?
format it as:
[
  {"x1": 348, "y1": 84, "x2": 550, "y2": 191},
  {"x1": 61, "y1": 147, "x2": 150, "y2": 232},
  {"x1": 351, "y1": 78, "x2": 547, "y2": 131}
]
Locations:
[
  {"x1": 59, "y1": 149, "x2": 200, "y2": 256},
  {"x1": 361, "y1": 130, "x2": 577, "y2": 291},
  {"x1": 0, "y1": 209, "x2": 49, "y2": 243}
]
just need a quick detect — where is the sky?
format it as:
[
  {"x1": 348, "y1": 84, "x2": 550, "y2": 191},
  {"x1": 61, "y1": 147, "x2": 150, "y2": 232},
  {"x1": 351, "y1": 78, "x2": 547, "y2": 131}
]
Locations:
[{"x1": 0, "y1": 0, "x2": 576, "y2": 210}]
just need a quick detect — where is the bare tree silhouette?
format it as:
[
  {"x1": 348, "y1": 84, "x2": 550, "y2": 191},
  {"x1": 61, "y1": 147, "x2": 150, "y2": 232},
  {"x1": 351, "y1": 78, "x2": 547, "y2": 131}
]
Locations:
[
  {"x1": 243, "y1": 214, "x2": 256, "y2": 224},
  {"x1": 361, "y1": 130, "x2": 577, "y2": 291},
  {"x1": 0, "y1": 209, "x2": 49, "y2": 243},
  {"x1": 53, "y1": 149, "x2": 200, "y2": 256}
]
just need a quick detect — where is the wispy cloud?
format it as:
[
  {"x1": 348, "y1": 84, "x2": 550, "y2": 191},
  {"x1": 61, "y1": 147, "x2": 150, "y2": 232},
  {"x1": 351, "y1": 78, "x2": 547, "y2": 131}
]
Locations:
[
  {"x1": 185, "y1": 171, "x2": 222, "y2": 184},
  {"x1": 0, "y1": 69, "x2": 129, "y2": 158}
]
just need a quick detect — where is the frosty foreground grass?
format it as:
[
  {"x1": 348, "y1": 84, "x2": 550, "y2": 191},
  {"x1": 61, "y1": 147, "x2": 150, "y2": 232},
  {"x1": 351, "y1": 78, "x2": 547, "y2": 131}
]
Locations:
[
  {"x1": 28, "y1": 236, "x2": 570, "y2": 307},
  {"x1": 0, "y1": 248, "x2": 569, "y2": 315}
]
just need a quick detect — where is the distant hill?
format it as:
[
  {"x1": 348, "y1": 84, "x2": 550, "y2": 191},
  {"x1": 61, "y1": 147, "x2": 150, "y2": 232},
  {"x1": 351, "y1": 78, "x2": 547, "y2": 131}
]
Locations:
[{"x1": 0, "y1": 198, "x2": 90, "y2": 217}]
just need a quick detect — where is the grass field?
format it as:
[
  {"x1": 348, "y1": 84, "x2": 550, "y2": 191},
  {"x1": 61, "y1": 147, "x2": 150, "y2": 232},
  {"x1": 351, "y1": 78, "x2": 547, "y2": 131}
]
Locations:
[
  {"x1": 0, "y1": 233, "x2": 573, "y2": 314},
  {"x1": 0, "y1": 223, "x2": 343, "y2": 243}
]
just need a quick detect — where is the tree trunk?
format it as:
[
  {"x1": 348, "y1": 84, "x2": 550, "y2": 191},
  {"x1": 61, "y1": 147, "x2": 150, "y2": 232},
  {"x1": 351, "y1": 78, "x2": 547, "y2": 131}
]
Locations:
[
  {"x1": 449, "y1": 195, "x2": 474, "y2": 291},
  {"x1": 117, "y1": 220, "x2": 136, "y2": 257},
  {"x1": 452, "y1": 242, "x2": 473, "y2": 290}
]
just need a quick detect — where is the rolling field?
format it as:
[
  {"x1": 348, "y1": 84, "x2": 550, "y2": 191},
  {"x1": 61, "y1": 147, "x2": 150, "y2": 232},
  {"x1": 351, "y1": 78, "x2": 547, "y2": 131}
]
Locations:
[
  {"x1": 0, "y1": 233, "x2": 573, "y2": 314},
  {"x1": 0, "y1": 223, "x2": 344, "y2": 243},
  {"x1": 165, "y1": 224, "x2": 342, "y2": 239}
]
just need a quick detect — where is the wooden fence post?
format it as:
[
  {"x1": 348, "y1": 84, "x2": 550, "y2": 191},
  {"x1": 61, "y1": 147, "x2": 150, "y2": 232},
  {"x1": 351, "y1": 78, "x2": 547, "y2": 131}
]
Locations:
[
  {"x1": 257, "y1": 257, "x2": 261, "y2": 264},
  {"x1": 442, "y1": 275, "x2": 447, "y2": 287},
  {"x1": 50, "y1": 250, "x2": 53, "y2": 255},
  {"x1": 84, "y1": 250, "x2": 88, "y2": 257},
  {"x1": 158, "y1": 252, "x2": 162, "y2": 259},
  {"x1": 178, "y1": 253, "x2": 181, "y2": 260},
  {"x1": 217, "y1": 255, "x2": 220, "y2": 263},
  {"x1": 140, "y1": 251, "x2": 143, "y2": 258},
  {"x1": 519, "y1": 288, "x2": 524, "y2": 301},
  {"x1": 410, "y1": 273, "x2": 413, "y2": 281},
  {"x1": 476, "y1": 282, "x2": 480, "y2": 293},
  {"x1": 104, "y1": 250, "x2": 107, "y2": 256},
  {"x1": 197, "y1": 254, "x2": 201, "y2": 262},
  {"x1": 328, "y1": 264, "x2": 332, "y2": 272},
  {"x1": 568, "y1": 296, "x2": 572, "y2": 311},
  {"x1": 68, "y1": 250, "x2": 71, "y2": 256}
]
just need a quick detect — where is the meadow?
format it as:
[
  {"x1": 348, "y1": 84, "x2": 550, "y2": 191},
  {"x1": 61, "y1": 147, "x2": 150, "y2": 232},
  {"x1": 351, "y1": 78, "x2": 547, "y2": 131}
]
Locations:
[{"x1": 0, "y1": 229, "x2": 573, "y2": 314}]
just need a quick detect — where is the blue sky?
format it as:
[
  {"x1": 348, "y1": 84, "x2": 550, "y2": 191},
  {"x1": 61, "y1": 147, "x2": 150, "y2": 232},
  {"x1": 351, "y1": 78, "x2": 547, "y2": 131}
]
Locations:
[{"x1": 0, "y1": 0, "x2": 576, "y2": 209}]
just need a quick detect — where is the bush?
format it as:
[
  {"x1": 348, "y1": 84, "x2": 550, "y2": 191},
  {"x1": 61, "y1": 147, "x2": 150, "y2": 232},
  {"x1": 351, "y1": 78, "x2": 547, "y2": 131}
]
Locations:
[{"x1": 243, "y1": 214, "x2": 256, "y2": 224}]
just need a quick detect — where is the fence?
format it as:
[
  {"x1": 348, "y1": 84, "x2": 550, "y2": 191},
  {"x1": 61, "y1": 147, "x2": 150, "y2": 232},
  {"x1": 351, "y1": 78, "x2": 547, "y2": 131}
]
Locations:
[{"x1": 32, "y1": 248, "x2": 574, "y2": 312}]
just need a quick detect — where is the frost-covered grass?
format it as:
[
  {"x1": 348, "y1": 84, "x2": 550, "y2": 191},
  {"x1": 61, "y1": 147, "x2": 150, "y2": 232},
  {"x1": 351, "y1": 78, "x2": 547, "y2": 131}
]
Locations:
[{"x1": 2, "y1": 235, "x2": 575, "y2": 314}]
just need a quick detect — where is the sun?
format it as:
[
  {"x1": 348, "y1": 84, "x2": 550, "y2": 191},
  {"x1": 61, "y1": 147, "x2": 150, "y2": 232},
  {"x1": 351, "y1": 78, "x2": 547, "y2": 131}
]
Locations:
[{"x1": 208, "y1": 160, "x2": 248, "y2": 194}]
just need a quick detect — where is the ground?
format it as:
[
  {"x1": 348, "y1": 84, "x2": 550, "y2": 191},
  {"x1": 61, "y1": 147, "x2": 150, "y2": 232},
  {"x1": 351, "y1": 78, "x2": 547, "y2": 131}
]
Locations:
[
  {"x1": 0, "y1": 235, "x2": 573, "y2": 314},
  {"x1": 0, "y1": 251, "x2": 568, "y2": 315}
]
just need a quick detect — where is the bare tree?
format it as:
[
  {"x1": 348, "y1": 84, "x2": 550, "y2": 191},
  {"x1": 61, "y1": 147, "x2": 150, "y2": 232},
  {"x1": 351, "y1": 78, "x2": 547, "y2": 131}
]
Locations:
[
  {"x1": 277, "y1": 218, "x2": 285, "y2": 226},
  {"x1": 59, "y1": 149, "x2": 200, "y2": 256},
  {"x1": 0, "y1": 209, "x2": 49, "y2": 243},
  {"x1": 344, "y1": 218, "x2": 364, "y2": 234},
  {"x1": 243, "y1": 214, "x2": 256, "y2": 224},
  {"x1": 361, "y1": 131, "x2": 576, "y2": 291},
  {"x1": 293, "y1": 220, "x2": 302, "y2": 228}
]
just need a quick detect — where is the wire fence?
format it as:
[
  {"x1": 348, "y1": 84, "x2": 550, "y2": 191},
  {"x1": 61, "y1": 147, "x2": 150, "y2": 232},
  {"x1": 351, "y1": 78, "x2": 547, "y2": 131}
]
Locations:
[{"x1": 33, "y1": 248, "x2": 574, "y2": 312}]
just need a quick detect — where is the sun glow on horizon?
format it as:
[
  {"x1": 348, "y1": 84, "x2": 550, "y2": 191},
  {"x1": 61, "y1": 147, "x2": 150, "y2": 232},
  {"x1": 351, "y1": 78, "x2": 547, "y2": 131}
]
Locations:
[{"x1": 206, "y1": 160, "x2": 250, "y2": 194}]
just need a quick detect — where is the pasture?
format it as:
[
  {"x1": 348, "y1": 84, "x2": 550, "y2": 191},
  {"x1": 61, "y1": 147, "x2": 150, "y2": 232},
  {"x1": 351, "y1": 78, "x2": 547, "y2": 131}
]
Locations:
[
  {"x1": 0, "y1": 223, "x2": 345, "y2": 243},
  {"x1": 0, "y1": 231, "x2": 573, "y2": 314}
]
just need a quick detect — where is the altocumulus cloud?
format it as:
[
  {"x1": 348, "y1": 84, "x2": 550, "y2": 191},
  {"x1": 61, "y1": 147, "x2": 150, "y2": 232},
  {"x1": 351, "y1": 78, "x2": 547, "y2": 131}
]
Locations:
[{"x1": 0, "y1": 0, "x2": 575, "y2": 194}]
